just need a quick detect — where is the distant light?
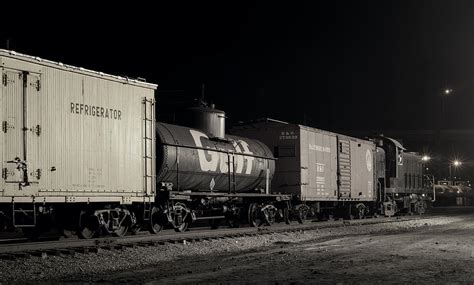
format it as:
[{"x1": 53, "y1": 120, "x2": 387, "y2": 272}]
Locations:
[
  {"x1": 453, "y1": 160, "x2": 461, "y2": 166},
  {"x1": 422, "y1": 155, "x2": 431, "y2": 162},
  {"x1": 444, "y1": 88, "x2": 453, "y2": 95}
]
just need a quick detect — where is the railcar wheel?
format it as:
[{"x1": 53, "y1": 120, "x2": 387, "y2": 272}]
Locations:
[
  {"x1": 169, "y1": 203, "x2": 190, "y2": 233},
  {"x1": 174, "y1": 221, "x2": 189, "y2": 233},
  {"x1": 149, "y1": 206, "x2": 164, "y2": 234},
  {"x1": 295, "y1": 204, "x2": 310, "y2": 224},
  {"x1": 248, "y1": 203, "x2": 263, "y2": 227},
  {"x1": 283, "y1": 206, "x2": 291, "y2": 224},
  {"x1": 78, "y1": 212, "x2": 100, "y2": 239},
  {"x1": 113, "y1": 224, "x2": 129, "y2": 237},
  {"x1": 261, "y1": 204, "x2": 277, "y2": 226},
  {"x1": 356, "y1": 203, "x2": 367, "y2": 219},
  {"x1": 109, "y1": 210, "x2": 130, "y2": 237}
]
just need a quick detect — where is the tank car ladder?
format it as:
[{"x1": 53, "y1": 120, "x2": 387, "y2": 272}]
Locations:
[
  {"x1": 227, "y1": 152, "x2": 237, "y2": 194},
  {"x1": 142, "y1": 98, "x2": 155, "y2": 221}
]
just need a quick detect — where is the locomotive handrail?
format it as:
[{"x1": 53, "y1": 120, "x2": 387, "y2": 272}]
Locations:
[{"x1": 424, "y1": 174, "x2": 436, "y2": 202}]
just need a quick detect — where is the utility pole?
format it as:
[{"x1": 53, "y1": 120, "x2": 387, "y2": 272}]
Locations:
[{"x1": 449, "y1": 164, "x2": 452, "y2": 182}]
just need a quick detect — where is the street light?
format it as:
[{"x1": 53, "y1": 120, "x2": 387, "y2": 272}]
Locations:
[
  {"x1": 449, "y1": 160, "x2": 462, "y2": 182},
  {"x1": 422, "y1": 155, "x2": 431, "y2": 173},
  {"x1": 441, "y1": 88, "x2": 453, "y2": 129}
]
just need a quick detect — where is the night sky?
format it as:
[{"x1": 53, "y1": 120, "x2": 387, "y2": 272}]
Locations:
[{"x1": 2, "y1": 1, "x2": 474, "y2": 132}]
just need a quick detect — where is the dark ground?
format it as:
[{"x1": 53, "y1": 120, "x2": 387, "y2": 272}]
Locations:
[
  {"x1": 72, "y1": 208, "x2": 474, "y2": 284},
  {"x1": 1, "y1": 207, "x2": 473, "y2": 283}
]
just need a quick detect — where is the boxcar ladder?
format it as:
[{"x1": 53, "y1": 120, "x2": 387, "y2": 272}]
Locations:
[
  {"x1": 143, "y1": 98, "x2": 155, "y2": 220},
  {"x1": 337, "y1": 137, "x2": 352, "y2": 199}
]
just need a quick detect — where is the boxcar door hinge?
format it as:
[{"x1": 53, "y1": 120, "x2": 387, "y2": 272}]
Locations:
[
  {"x1": 2, "y1": 168, "x2": 7, "y2": 179},
  {"x1": 35, "y1": 169, "x2": 42, "y2": 180},
  {"x1": 2, "y1": 74, "x2": 7, "y2": 86},
  {"x1": 2, "y1": 121, "x2": 7, "y2": 133},
  {"x1": 30, "y1": 80, "x2": 41, "y2": 91},
  {"x1": 34, "y1": 125, "x2": 41, "y2": 136}
]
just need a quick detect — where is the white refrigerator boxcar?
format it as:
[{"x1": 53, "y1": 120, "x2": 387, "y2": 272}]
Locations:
[{"x1": 0, "y1": 50, "x2": 157, "y2": 204}]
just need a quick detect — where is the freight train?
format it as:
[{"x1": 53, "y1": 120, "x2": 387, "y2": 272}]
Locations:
[{"x1": 0, "y1": 50, "x2": 432, "y2": 239}]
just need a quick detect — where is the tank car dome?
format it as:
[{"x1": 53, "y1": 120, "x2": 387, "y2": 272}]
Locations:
[{"x1": 177, "y1": 100, "x2": 226, "y2": 139}]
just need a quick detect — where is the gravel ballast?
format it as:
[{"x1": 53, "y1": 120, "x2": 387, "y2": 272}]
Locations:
[{"x1": 0, "y1": 216, "x2": 461, "y2": 283}]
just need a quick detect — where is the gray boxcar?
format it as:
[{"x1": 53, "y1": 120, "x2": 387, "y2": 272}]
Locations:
[
  {"x1": 230, "y1": 119, "x2": 377, "y2": 202},
  {"x1": 0, "y1": 50, "x2": 157, "y2": 204}
]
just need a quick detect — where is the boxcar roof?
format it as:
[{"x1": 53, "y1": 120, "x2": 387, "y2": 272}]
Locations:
[
  {"x1": 233, "y1": 118, "x2": 374, "y2": 144},
  {"x1": 0, "y1": 49, "x2": 158, "y2": 89}
]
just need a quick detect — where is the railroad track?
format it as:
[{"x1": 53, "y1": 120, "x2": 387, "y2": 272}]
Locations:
[{"x1": 0, "y1": 215, "x2": 432, "y2": 260}]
